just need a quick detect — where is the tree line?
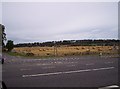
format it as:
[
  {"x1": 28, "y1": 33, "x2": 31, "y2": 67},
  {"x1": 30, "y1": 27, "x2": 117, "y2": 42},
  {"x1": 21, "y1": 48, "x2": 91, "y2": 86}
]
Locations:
[{"x1": 15, "y1": 39, "x2": 119, "y2": 47}]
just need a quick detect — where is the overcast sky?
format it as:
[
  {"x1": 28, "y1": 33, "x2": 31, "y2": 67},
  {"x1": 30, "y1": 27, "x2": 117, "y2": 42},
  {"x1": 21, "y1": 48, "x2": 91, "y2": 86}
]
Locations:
[{"x1": 2, "y1": 2, "x2": 118, "y2": 44}]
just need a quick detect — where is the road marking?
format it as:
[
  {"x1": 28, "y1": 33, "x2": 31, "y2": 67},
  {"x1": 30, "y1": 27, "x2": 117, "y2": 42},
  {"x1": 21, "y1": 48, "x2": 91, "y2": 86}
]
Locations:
[
  {"x1": 56, "y1": 62, "x2": 62, "y2": 64},
  {"x1": 67, "y1": 65, "x2": 75, "y2": 67},
  {"x1": 42, "y1": 66, "x2": 55, "y2": 69},
  {"x1": 36, "y1": 63, "x2": 51, "y2": 66},
  {"x1": 99, "y1": 85, "x2": 119, "y2": 89},
  {"x1": 70, "y1": 62, "x2": 78, "y2": 64},
  {"x1": 92, "y1": 67, "x2": 114, "y2": 71},
  {"x1": 22, "y1": 67, "x2": 115, "y2": 78}
]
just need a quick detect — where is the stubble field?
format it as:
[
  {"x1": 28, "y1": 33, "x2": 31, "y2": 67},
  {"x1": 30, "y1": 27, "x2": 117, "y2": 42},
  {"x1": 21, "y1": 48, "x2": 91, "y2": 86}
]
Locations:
[{"x1": 12, "y1": 46, "x2": 118, "y2": 57}]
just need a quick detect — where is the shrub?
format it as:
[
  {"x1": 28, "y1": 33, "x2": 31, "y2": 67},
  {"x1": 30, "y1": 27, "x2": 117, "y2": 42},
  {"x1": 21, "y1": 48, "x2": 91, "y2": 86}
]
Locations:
[{"x1": 26, "y1": 53, "x2": 34, "y2": 56}]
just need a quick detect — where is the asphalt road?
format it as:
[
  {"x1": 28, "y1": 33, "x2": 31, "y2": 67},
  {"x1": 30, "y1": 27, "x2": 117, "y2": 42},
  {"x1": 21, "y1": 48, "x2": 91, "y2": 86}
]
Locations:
[{"x1": 2, "y1": 54, "x2": 119, "y2": 88}]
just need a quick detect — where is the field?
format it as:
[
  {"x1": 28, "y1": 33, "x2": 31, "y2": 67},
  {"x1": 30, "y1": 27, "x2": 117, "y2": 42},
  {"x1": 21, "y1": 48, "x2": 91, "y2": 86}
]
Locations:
[{"x1": 12, "y1": 46, "x2": 119, "y2": 57}]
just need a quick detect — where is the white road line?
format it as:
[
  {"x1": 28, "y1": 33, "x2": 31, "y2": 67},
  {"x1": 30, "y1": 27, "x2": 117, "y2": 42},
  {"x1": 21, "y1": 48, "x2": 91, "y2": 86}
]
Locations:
[
  {"x1": 92, "y1": 67, "x2": 114, "y2": 71},
  {"x1": 36, "y1": 63, "x2": 51, "y2": 66},
  {"x1": 99, "y1": 85, "x2": 119, "y2": 89},
  {"x1": 22, "y1": 67, "x2": 115, "y2": 78}
]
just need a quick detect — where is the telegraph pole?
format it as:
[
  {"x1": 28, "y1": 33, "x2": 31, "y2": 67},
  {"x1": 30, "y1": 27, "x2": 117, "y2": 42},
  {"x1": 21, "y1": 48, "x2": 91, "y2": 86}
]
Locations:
[
  {"x1": 54, "y1": 41, "x2": 55, "y2": 56},
  {"x1": 56, "y1": 43, "x2": 57, "y2": 56},
  {"x1": 54, "y1": 41, "x2": 57, "y2": 57}
]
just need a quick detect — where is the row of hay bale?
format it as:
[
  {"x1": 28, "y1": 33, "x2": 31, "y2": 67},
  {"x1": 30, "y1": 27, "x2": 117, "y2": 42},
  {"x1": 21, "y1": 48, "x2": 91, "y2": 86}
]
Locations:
[{"x1": 12, "y1": 46, "x2": 118, "y2": 57}]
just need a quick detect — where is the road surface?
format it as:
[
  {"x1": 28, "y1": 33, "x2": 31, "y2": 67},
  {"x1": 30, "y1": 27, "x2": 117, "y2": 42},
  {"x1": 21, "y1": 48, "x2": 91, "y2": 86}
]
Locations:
[{"x1": 2, "y1": 54, "x2": 119, "y2": 88}]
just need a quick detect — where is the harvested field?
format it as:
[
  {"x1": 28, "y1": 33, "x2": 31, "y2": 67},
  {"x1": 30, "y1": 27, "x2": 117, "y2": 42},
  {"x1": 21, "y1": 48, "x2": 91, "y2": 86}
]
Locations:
[{"x1": 12, "y1": 46, "x2": 118, "y2": 57}]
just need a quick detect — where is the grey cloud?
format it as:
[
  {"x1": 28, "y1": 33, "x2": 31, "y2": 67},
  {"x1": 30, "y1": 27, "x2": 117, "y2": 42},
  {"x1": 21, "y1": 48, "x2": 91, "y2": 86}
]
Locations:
[{"x1": 2, "y1": 2, "x2": 118, "y2": 43}]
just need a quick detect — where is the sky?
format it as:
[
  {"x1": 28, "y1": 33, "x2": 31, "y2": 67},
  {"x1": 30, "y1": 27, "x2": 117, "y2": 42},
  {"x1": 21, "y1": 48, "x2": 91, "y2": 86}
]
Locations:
[{"x1": 2, "y1": 2, "x2": 118, "y2": 44}]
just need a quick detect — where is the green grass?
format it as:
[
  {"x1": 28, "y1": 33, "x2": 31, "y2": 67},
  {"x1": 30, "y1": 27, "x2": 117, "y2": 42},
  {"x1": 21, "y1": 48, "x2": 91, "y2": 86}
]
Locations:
[
  {"x1": 6, "y1": 50, "x2": 119, "y2": 60},
  {"x1": 6, "y1": 51, "x2": 63, "y2": 59},
  {"x1": 7, "y1": 52, "x2": 27, "y2": 57}
]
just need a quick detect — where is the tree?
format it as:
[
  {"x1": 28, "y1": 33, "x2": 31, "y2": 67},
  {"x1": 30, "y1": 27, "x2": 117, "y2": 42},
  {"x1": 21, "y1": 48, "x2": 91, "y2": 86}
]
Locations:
[
  {"x1": 6, "y1": 40, "x2": 14, "y2": 52},
  {"x1": 0, "y1": 24, "x2": 7, "y2": 50}
]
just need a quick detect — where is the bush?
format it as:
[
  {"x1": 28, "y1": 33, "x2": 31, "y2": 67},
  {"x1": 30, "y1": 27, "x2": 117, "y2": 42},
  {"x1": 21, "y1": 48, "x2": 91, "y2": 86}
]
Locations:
[
  {"x1": 6, "y1": 40, "x2": 14, "y2": 52},
  {"x1": 26, "y1": 53, "x2": 34, "y2": 56}
]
